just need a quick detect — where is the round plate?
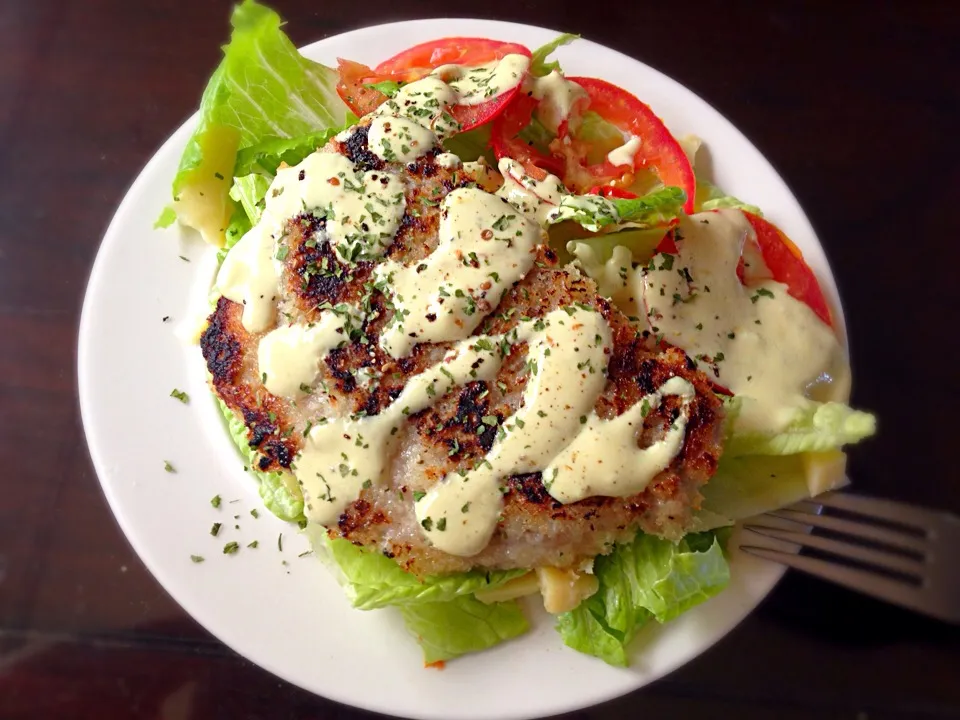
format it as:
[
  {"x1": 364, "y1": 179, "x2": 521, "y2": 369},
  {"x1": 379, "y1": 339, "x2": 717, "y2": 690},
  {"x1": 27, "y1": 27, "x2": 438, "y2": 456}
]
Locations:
[{"x1": 79, "y1": 18, "x2": 843, "y2": 720}]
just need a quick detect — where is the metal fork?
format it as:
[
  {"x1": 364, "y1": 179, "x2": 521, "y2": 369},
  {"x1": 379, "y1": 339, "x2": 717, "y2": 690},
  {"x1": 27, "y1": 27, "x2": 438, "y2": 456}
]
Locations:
[{"x1": 741, "y1": 492, "x2": 960, "y2": 624}]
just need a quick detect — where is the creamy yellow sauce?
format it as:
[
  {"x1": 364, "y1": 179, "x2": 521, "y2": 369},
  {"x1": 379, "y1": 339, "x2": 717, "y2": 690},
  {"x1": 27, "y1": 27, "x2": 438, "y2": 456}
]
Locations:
[
  {"x1": 257, "y1": 314, "x2": 348, "y2": 397},
  {"x1": 545, "y1": 376, "x2": 694, "y2": 502},
  {"x1": 524, "y1": 71, "x2": 587, "y2": 135},
  {"x1": 495, "y1": 157, "x2": 565, "y2": 225},
  {"x1": 434, "y1": 54, "x2": 530, "y2": 106},
  {"x1": 295, "y1": 337, "x2": 504, "y2": 525},
  {"x1": 416, "y1": 307, "x2": 613, "y2": 555},
  {"x1": 642, "y1": 210, "x2": 848, "y2": 432},
  {"x1": 215, "y1": 151, "x2": 406, "y2": 332},
  {"x1": 366, "y1": 55, "x2": 529, "y2": 164},
  {"x1": 367, "y1": 116, "x2": 437, "y2": 163},
  {"x1": 375, "y1": 186, "x2": 543, "y2": 358},
  {"x1": 606, "y1": 135, "x2": 641, "y2": 168},
  {"x1": 216, "y1": 221, "x2": 279, "y2": 333}
]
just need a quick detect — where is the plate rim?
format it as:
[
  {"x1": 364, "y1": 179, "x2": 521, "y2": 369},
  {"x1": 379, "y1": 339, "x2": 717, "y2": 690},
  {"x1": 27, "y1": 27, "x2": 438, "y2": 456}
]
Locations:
[{"x1": 73, "y1": 16, "x2": 842, "y2": 719}]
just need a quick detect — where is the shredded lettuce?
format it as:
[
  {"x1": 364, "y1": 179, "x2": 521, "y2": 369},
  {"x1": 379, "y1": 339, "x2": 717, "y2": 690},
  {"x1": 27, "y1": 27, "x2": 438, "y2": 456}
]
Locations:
[
  {"x1": 169, "y1": 0, "x2": 347, "y2": 245},
  {"x1": 727, "y1": 401, "x2": 876, "y2": 457},
  {"x1": 315, "y1": 533, "x2": 527, "y2": 610},
  {"x1": 557, "y1": 531, "x2": 730, "y2": 666},
  {"x1": 400, "y1": 595, "x2": 529, "y2": 664},
  {"x1": 529, "y1": 33, "x2": 579, "y2": 77},
  {"x1": 551, "y1": 186, "x2": 686, "y2": 231},
  {"x1": 215, "y1": 397, "x2": 305, "y2": 522}
]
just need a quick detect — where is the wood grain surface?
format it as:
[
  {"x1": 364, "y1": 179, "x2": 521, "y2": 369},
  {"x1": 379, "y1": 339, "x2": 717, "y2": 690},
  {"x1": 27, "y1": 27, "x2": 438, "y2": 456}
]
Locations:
[{"x1": 0, "y1": 0, "x2": 958, "y2": 718}]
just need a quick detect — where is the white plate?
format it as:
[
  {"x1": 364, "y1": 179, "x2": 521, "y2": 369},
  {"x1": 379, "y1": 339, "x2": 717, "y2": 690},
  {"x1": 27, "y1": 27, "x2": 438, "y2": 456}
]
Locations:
[{"x1": 79, "y1": 19, "x2": 845, "y2": 720}]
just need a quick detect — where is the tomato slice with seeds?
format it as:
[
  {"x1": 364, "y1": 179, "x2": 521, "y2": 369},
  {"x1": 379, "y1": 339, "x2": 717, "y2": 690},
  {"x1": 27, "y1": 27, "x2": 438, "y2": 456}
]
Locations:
[
  {"x1": 490, "y1": 94, "x2": 565, "y2": 180},
  {"x1": 558, "y1": 77, "x2": 695, "y2": 211},
  {"x1": 336, "y1": 38, "x2": 532, "y2": 133}
]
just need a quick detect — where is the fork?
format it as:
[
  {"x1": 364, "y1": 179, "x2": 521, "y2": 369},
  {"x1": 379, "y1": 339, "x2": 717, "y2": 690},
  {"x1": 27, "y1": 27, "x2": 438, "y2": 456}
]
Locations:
[{"x1": 741, "y1": 492, "x2": 960, "y2": 624}]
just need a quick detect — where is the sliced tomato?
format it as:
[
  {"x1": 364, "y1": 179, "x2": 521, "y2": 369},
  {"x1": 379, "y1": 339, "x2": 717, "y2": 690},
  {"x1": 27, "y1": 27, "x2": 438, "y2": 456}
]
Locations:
[
  {"x1": 743, "y1": 212, "x2": 832, "y2": 326},
  {"x1": 653, "y1": 212, "x2": 832, "y2": 326},
  {"x1": 374, "y1": 37, "x2": 531, "y2": 79},
  {"x1": 335, "y1": 59, "x2": 390, "y2": 117},
  {"x1": 336, "y1": 38, "x2": 531, "y2": 132},
  {"x1": 490, "y1": 94, "x2": 565, "y2": 180},
  {"x1": 558, "y1": 78, "x2": 695, "y2": 211}
]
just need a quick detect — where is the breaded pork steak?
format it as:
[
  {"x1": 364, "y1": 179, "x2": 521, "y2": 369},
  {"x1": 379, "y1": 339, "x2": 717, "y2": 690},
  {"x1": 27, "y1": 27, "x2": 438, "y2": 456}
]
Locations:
[{"x1": 201, "y1": 124, "x2": 725, "y2": 576}]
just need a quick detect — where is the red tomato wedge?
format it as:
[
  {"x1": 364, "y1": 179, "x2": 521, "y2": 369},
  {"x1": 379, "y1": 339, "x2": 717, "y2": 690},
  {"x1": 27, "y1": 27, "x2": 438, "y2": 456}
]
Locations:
[
  {"x1": 560, "y1": 77, "x2": 696, "y2": 212},
  {"x1": 336, "y1": 38, "x2": 531, "y2": 133},
  {"x1": 743, "y1": 212, "x2": 832, "y2": 326},
  {"x1": 653, "y1": 212, "x2": 832, "y2": 326}
]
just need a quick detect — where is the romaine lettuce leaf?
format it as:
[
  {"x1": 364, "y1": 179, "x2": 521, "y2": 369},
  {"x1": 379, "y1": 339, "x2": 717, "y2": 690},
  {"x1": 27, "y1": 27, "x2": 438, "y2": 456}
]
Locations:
[
  {"x1": 556, "y1": 531, "x2": 730, "y2": 666},
  {"x1": 229, "y1": 174, "x2": 271, "y2": 225},
  {"x1": 727, "y1": 401, "x2": 876, "y2": 457},
  {"x1": 695, "y1": 179, "x2": 762, "y2": 215},
  {"x1": 216, "y1": 204, "x2": 254, "y2": 264},
  {"x1": 551, "y1": 186, "x2": 686, "y2": 231},
  {"x1": 170, "y1": 0, "x2": 347, "y2": 246},
  {"x1": 234, "y1": 126, "x2": 347, "y2": 177},
  {"x1": 314, "y1": 533, "x2": 527, "y2": 610},
  {"x1": 529, "y1": 33, "x2": 579, "y2": 77},
  {"x1": 215, "y1": 396, "x2": 305, "y2": 522},
  {"x1": 442, "y1": 123, "x2": 495, "y2": 164},
  {"x1": 154, "y1": 206, "x2": 177, "y2": 229},
  {"x1": 399, "y1": 595, "x2": 529, "y2": 664}
]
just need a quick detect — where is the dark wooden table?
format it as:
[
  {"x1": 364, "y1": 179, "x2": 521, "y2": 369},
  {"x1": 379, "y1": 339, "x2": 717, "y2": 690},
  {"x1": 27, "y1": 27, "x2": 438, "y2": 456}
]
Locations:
[{"x1": 2, "y1": 1, "x2": 958, "y2": 718}]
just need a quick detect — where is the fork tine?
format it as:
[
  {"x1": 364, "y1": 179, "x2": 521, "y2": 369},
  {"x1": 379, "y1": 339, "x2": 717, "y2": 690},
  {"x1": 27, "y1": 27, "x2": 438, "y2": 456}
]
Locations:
[
  {"x1": 742, "y1": 524, "x2": 924, "y2": 577},
  {"x1": 769, "y1": 508, "x2": 927, "y2": 553},
  {"x1": 740, "y1": 545, "x2": 932, "y2": 617},
  {"x1": 815, "y1": 492, "x2": 932, "y2": 530}
]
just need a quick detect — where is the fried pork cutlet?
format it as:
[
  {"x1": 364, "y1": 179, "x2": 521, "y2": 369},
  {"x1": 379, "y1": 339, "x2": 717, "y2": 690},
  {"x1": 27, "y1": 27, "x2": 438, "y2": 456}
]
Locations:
[{"x1": 201, "y1": 123, "x2": 724, "y2": 577}]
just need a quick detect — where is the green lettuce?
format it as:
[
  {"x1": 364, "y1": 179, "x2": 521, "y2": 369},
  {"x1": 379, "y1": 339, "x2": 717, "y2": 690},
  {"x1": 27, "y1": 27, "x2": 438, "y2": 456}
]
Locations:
[
  {"x1": 216, "y1": 204, "x2": 254, "y2": 264},
  {"x1": 400, "y1": 595, "x2": 529, "y2": 664},
  {"x1": 727, "y1": 401, "x2": 876, "y2": 457},
  {"x1": 442, "y1": 123, "x2": 495, "y2": 164},
  {"x1": 695, "y1": 179, "x2": 762, "y2": 215},
  {"x1": 154, "y1": 206, "x2": 177, "y2": 229},
  {"x1": 696, "y1": 454, "x2": 819, "y2": 530},
  {"x1": 567, "y1": 227, "x2": 666, "y2": 268},
  {"x1": 557, "y1": 531, "x2": 730, "y2": 666},
  {"x1": 517, "y1": 113, "x2": 555, "y2": 155},
  {"x1": 316, "y1": 533, "x2": 527, "y2": 610},
  {"x1": 234, "y1": 125, "x2": 349, "y2": 177},
  {"x1": 215, "y1": 397, "x2": 305, "y2": 522},
  {"x1": 170, "y1": 0, "x2": 347, "y2": 246},
  {"x1": 229, "y1": 174, "x2": 270, "y2": 225},
  {"x1": 551, "y1": 186, "x2": 687, "y2": 231},
  {"x1": 529, "y1": 33, "x2": 579, "y2": 77}
]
